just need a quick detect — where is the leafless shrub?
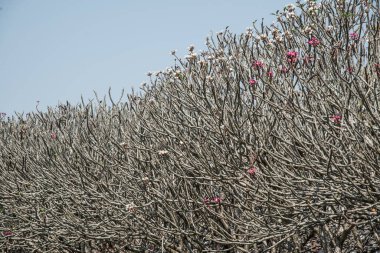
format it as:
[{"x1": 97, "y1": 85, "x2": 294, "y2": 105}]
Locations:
[{"x1": 1, "y1": 0, "x2": 380, "y2": 252}]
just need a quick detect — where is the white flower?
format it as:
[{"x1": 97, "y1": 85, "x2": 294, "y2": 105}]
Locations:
[
  {"x1": 303, "y1": 26, "x2": 313, "y2": 35},
  {"x1": 260, "y1": 34, "x2": 268, "y2": 41},
  {"x1": 286, "y1": 4, "x2": 296, "y2": 12},
  {"x1": 271, "y1": 28, "x2": 280, "y2": 36},
  {"x1": 275, "y1": 35, "x2": 284, "y2": 43},
  {"x1": 185, "y1": 53, "x2": 197, "y2": 60},
  {"x1": 158, "y1": 150, "x2": 169, "y2": 155},
  {"x1": 326, "y1": 25, "x2": 334, "y2": 32},
  {"x1": 284, "y1": 31, "x2": 293, "y2": 38},
  {"x1": 126, "y1": 203, "x2": 136, "y2": 212},
  {"x1": 255, "y1": 35, "x2": 261, "y2": 42},
  {"x1": 286, "y1": 11, "x2": 297, "y2": 19}
]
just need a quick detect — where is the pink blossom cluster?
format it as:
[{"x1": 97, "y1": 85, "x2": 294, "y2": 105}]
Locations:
[
  {"x1": 286, "y1": 51, "x2": 298, "y2": 63},
  {"x1": 330, "y1": 115, "x2": 342, "y2": 124},
  {"x1": 253, "y1": 60, "x2": 264, "y2": 69},
  {"x1": 308, "y1": 36, "x2": 320, "y2": 47},
  {"x1": 2, "y1": 231, "x2": 14, "y2": 237},
  {"x1": 249, "y1": 79, "x2": 257, "y2": 86},
  {"x1": 349, "y1": 32, "x2": 359, "y2": 41},
  {"x1": 247, "y1": 166, "x2": 256, "y2": 175},
  {"x1": 204, "y1": 196, "x2": 222, "y2": 205}
]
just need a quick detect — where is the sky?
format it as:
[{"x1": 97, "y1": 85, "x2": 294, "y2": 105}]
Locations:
[{"x1": 0, "y1": 0, "x2": 290, "y2": 117}]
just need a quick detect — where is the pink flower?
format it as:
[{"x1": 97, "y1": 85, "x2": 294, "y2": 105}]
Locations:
[
  {"x1": 204, "y1": 196, "x2": 222, "y2": 205},
  {"x1": 349, "y1": 32, "x2": 359, "y2": 41},
  {"x1": 330, "y1": 115, "x2": 342, "y2": 124},
  {"x1": 347, "y1": 67, "x2": 354, "y2": 74},
  {"x1": 253, "y1": 60, "x2": 264, "y2": 69},
  {"x1": 286, "y1": 51, "x2": 298, "y2": 63},
  {"x1": 247, "y1": 167, "x2": 256, "y2": 175},
  {"x1": 267, "y1": 70, "x2": 274, "y2": 78},
  {"x1": 249, "y1": 79, "x2": 257, "y2": 86},
  {"x1": 212, "y1": 197, "x2": 222, "y2": 204},
  {"x1": 2, "y1": 231, "x2": 14, "y2": 237},
  {"x1": 286, "y1": 51, "x2": 298, "y2": 58},
  {"x1": 308, "y1": 36, "x2": 320, "y2": 47},
  {"x1": 51, "y1": 132, "x2": 57, "y2": 140}
]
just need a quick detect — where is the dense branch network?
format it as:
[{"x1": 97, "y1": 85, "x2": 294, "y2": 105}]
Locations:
[{"x1": 1, "y1": 0, "x2": 380, "y2": 252}]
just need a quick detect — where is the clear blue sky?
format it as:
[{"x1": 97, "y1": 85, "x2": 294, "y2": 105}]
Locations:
[{"x1": 0, "y1": 0, "x2": 289, "y2": 117}]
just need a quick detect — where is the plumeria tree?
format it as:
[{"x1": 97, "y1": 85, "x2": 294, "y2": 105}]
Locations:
[{"x1": 1, "y1": 0, "x2": 380, "y2": 252}]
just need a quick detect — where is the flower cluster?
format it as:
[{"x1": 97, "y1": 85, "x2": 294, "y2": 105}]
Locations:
[
  {"x1": 125, "y1": 203, "x2": 137, "y2": 213},
  {"x1": 204, "y1": 196, "x2": 222, "y2": 205},
  {"x1": 247, "y1": 166, "x2": 256, "y2": 176},
  {"x1": 307, "y1": 0, "x2": 321, "y2": 15},
  {"x1": 253, "y1": 60, "x2": 264, "y2": 69},
  {"x1": 285, "y1": 4, "x2": 297, "y2": 19},
  {"x1": 326, "y1": 25, "x2": 334, "y2": 33},
  {"x1": 303, "y1": 26, "x2": 313, "y2": 35},
  {"x1": 330, "y1": 115, "x2": 342, "y2": 125},
  {"x1": 350, "y1": 32, "x2": 359, "y2": 41},
  {"x1": 2, "y1": 231, "x2": 14, "y2": 237},
  {"x1": 308, "y1": 36, "x2": 320, "y2": 47},
  {"x1": 286, "y1": 51, "x2": 298, "y2": 63},
  {"x1": 158, "y1": 150, "x2": 169, "y2": 156},
  {"x1": 249, "y1": 79, "x2": 257, "y2": 86}
]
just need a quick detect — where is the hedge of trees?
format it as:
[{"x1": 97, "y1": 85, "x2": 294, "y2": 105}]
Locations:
[{"x1": 1, "y1": 0, "x2": 380, "y2": 252}]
